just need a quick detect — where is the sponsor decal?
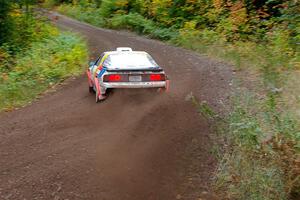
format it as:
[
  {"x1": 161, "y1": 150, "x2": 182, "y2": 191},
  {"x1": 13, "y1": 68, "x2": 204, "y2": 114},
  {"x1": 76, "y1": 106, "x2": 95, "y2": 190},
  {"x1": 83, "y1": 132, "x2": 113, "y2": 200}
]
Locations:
[{"x1": 97, "y1": 67, "x2": 107, "y2": 78}]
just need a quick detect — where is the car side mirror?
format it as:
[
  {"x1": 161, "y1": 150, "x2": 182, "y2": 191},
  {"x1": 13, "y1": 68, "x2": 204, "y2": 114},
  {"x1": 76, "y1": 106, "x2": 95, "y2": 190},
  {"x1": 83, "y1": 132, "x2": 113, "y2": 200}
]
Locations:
[{"x1": 89, "y1": 61, "x2": 95, "y2": 66}]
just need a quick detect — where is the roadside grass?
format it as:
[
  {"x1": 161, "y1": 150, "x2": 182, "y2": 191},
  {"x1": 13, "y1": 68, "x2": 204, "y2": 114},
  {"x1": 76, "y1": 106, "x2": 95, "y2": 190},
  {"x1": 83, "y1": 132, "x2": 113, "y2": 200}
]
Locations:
[
  {"x1": 57, "y1": 4, "x2": 105, "y2": 27},
  {"x1": 180, "y1": 37, "x2": 299, "y2": 199},
  {"x1": 55, "y1": 4, "x2": 300, "y2": 199},
  {"x1": 192, "y1": 32, "x2": 300, "y2": 199},
  {"x1": 57, "y1": 4, "x2": 178, "y2": 41},
  {"x1": 0, "y1": 24, "x2": 88, "y2": 111},
  {"x1": 189, "y1": 36, "x2": 300, "y2": 199},
  {"x1": 214, "y1": 90, "x2": 300, "y2": 200},
  {"x1": 191, "y1": 83, "x2": 299, "y2": 200}
]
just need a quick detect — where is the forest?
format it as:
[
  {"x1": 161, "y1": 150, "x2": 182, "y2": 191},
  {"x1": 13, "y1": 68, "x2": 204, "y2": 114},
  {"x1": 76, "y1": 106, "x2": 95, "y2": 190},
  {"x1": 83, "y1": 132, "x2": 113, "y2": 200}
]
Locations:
[
  {"x1": 1, "y1": 0, "x2": 299, "y2": 199},
  {"x1": 0, "y1": 0, "x2": 87, "y2": 109}
]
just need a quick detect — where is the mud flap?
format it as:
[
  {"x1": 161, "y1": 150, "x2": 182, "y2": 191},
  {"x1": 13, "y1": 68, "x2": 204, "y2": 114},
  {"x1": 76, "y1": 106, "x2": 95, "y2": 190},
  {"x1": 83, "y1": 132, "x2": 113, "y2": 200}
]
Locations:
[
  {"x1": 165, "y1": 79, "x2": 170, "y2": 92},
  {"x1": 86, "y1": 70, "x2": 93, "y2": 87},
  {"x1": 94, "y1": 77, "x2": 106, "y2": 102},
  {"x1": 94, "y1": 77, "x2": 101, "y2": 98}
]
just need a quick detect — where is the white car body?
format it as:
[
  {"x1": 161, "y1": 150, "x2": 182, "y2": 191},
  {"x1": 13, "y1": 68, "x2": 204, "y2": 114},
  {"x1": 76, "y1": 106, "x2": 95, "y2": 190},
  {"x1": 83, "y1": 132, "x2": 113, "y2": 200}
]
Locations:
[{"x1": 87, "y1": 47, "x2": 169, "y2": 102}]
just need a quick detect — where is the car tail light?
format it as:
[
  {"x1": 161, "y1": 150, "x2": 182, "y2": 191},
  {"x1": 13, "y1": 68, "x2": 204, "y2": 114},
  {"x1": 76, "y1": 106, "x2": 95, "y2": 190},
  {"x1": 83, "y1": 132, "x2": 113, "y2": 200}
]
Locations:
[
  {"x1": 150, "y1": 74, "x2": 165, "y2": 81},
  {"x1": 104, "y1": 74, "x2": 122, "y2": 82}
]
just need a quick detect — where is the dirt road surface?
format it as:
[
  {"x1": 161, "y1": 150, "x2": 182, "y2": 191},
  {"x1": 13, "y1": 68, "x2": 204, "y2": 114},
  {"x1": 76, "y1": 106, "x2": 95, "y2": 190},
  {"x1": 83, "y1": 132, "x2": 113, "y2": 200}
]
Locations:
[{"x1": 0, "y1": 13, "x2": 232, "y2": 200}]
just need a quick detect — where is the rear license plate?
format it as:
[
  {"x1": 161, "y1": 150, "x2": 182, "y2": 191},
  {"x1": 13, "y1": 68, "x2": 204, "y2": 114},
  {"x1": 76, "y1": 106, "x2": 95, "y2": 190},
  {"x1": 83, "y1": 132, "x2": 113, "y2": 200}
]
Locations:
[{"x1": 129, "y1": 75, "x2": 142, "y2": 82}]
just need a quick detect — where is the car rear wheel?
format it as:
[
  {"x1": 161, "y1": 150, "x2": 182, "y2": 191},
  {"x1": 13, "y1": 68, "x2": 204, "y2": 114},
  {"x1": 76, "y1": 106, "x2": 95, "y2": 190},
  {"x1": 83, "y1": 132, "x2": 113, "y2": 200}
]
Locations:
[
  {"x1": 95, "y1": 90, "x2": 100, "y2": 103},
  {"x1": 95, "y1": 90, "x2": 106, "y2": 103},
  {"x1": 89, "y1": 86, "x2": 94, "y2": 93}
]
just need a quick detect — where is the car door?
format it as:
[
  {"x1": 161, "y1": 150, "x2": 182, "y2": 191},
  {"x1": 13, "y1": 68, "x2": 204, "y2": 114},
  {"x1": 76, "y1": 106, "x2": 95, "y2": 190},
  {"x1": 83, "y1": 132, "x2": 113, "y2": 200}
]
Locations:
[{"x1": 90, "y1": 53, "x2": 105, "y2": 79}]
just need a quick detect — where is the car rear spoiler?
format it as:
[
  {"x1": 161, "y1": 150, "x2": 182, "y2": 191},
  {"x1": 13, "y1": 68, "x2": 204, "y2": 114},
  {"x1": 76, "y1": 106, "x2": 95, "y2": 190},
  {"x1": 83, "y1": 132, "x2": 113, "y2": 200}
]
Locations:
[{"x1": 106, "y1": 68, "x2": 163, "y2": 72}]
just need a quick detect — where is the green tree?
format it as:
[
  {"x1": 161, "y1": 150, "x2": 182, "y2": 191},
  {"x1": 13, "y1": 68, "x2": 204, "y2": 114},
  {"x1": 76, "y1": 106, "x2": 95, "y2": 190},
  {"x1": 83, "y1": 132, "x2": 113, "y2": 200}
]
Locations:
[
  {"x1": 94, "y1": 0, "x2": 101, "y2": 7},
  {"x1": 0, "y1": 0, "x2": 13, "y2": 45},
  {"x1": 22, "y1": 0, "x2": 37, "y2": 13}
]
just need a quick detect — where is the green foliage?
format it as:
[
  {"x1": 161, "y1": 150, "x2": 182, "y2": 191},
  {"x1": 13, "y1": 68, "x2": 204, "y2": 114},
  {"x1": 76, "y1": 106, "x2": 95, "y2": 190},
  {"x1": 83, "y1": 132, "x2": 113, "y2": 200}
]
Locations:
[
  {"x1": 42, "y1": 0, "x2": 58, "y2": 7},
  {"x1": 10, "y1": 14, "x2": 46, "y2": 50},
  {"x1": 216, "y1": 147, "x2": 287, "y2": 200},
  {"x1": 0, "y1": 0, "x2": 13, "y2": 45},
  {"x1": 1, "y1": 5, "x2": 52, "y2": 52},
  {"x1": 56, "y1": 0, "x2": 299, "y2": 54},
  {"x1": 108, "y1": 13, "x2": 177, "y2": 40},
  {"x1": 57, "y1": 4, "x2": 105, "y2": 26},
  {"x1": 98, "y1": 0, "x2": 118, "y2": 17},
  {"x1": 0, "y1": 22, "x2": 88, "y2": 110},
  {"x1": 215, "y1": 91, "x2": 300, "y2": 200}
]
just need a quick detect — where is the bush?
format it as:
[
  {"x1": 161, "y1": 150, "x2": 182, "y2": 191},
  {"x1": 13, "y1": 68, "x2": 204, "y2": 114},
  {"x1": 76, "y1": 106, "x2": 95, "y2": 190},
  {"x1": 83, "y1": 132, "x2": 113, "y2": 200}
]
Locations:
[
  {"x1": 215, "y1": 92, "x2": 300, "y2": 200},
  {"x1": 57, "y1": 4, "x2": 105, "y2": 27},
  {"x1": 0, "y1": 0, "x2": 13, "y2": 45},
  {"x1": 0, "y1": 25, "x2": 88, "y2": 110},
  {"x1": 108, "y1": 13, "x2": 178, "y2": 40}
]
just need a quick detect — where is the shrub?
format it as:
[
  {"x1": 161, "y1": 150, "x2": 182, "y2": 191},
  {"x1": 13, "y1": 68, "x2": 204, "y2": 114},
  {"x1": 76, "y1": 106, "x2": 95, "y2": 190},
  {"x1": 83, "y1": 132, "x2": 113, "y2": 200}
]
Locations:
[
  {"x1": 0, "y1": 25, "x2": 88, "y2": 110},
  {"x1": 214, "y1": 90, "x2": 300, "y2": 200},
  {"x1": 57, "y1": 4, "x2": 105, "y2": 27},
  {"x1": 107, "y1": 12, "x2": 177, "y2": 40}
]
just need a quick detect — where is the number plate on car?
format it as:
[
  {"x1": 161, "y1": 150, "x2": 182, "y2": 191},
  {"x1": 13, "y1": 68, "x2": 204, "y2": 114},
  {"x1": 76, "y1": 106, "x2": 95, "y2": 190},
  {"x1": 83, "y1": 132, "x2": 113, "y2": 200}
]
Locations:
[{"x1": 129, "y1": 75, "x2": 142, "y2": 82}]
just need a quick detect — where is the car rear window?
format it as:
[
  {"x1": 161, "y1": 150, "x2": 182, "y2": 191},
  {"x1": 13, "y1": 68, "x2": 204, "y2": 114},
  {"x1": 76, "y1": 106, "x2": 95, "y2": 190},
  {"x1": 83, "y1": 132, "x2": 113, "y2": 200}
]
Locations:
[{"x1": 104, "y1": 52, "x2": 158, "y2": 69}]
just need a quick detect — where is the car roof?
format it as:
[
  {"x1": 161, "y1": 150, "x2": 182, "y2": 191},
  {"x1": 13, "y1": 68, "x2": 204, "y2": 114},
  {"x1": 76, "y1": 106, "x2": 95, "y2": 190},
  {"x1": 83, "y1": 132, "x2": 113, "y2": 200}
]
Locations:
[
  {"x1": 101, "y1": 48, "x2": 159, "y2": 70},
  {"x1": 103, "y1": 47, "x2": 148, "y2": 55},
  {"x1": 104, "y1": 51, "x2": 149, "y2": 56}
]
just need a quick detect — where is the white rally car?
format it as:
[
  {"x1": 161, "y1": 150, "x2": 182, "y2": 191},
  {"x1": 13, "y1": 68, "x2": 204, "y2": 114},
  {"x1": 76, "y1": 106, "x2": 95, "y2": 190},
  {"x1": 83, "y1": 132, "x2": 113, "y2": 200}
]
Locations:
[{"x1": 87, "y1": 47, "x2": 170, "y2": 102}]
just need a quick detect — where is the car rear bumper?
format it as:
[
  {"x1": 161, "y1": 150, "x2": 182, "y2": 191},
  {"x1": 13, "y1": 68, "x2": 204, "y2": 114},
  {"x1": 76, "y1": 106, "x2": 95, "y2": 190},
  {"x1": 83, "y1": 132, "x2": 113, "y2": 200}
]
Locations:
[{"x1": 102, "y1": 81, "x2": 166, "y2": 89}]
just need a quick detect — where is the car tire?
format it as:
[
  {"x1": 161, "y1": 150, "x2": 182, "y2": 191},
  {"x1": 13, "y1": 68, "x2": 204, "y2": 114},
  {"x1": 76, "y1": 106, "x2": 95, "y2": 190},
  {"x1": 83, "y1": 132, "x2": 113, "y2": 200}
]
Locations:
[
  {"x1": 89, "y1": 86, "x2": 94, "y2": 93},
  {"x1": 95, "y1": 91, "x2": 106, "y2": 103},
  {"x1": 95, "y1": 90, "x2": 100, "y2": 103}
]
